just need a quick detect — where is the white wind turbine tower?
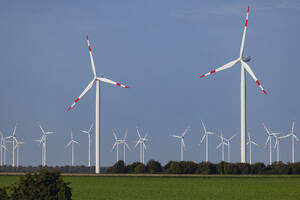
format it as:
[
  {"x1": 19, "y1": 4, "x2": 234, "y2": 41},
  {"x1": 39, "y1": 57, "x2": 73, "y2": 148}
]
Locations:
[
  {"x1": 223, "y1": 134, "x2": 237, "y2": 162},
  {"x1": 0, "y1": 132, "x2": 6, "y2": 166},
  {"x1": 279, "y1": 121, "x2": 299, "y2": 163},
  {"x1": 216, "y1": 132, "x2": 228, "y2": 162},
  {"x1": 65, "y1": 130, "x2": 79, "y2": 166},
  {"x1": 5, "y1": 124, "x2": 17, "y2": 167},
  {"x1": 199, "y1": 6, "x2": 267, "y2": 163},
  {"x1": 170, "y1": 126, "x2": 190, "y2": 161},
  {"x1": 38, "y1": 123, "x2": 55, "y2": 166},
  {"x1": 111, "y1": 130, "x2": 122, "y2": 162},
  {"x1": 67, "y1": 35, "x2": 129, "y2": 174},
  {"x1": 1, "y1": 133, "x2": 8, "y2": 166},
  {"x1": 263, "y1": 124, "x2": 280, "y2": 165},
  {"x1": 14, "y1": 138, "x2": 24, "y2": 167},
  {"x1": 273, "y1": 134, "x2": 284, "y2": 163},
  {"x1": 135, "y1": 128, "x2": 150, "y2": 164},
  {"x1": 119, "y1": 129, "x2": 131, "y2": 163},
  {"x1": 246, "y1": 131, "x2": 259, "y2": 164},
  {"x1": 80, "y1": 123, "x2": 93, "y2": 167},
  {"x1": 200, "y1": 121, "x2": 215, "y2": 162}
]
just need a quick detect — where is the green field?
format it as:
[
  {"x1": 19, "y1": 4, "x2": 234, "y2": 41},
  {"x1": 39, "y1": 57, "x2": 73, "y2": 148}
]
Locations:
[{"x1": 1, "y1": 175, "x2": 300, "y2": 200}]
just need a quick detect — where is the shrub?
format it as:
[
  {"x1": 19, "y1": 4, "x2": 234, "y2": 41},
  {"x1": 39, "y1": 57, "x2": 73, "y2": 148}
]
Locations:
[
  {"x1": 0, "y1": 168, "x2": 71, "y2": 200},
  {"x1": 196, "y1": 162, "x2": 216, "y2": 174}
]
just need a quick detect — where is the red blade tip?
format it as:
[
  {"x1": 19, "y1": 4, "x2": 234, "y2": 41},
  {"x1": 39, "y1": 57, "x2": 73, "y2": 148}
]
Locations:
[
  {"x1": 263, "y1": 90, "x2": 267, "y2": 95},
  {"x1": 247, "y1": 6, "x2": 250, "y2": 12},
  {"x1": 125, "y1": 86, "x2": 129, "y2": 88},
  {"x1": 67, "y1": 107, "x2": 72, "y2": 111},
  {"x1": 86, "y1": 35, "x2": 89, "y2": 40},
  {"x1": 200, "y1": 75, "x2": 205, "y2": 78}
]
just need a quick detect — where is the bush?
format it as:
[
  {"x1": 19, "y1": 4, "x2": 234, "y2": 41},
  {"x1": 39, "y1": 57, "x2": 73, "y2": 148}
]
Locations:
[
  {"x1": 180, "y1": 161, "x2": 197, "y2": 174},
  {"x1": 0, "y1": 168, "x2": 71, "y2": 200},
  {"x1": 146, "y1": 160, "x2": 162, "y2": 173}
]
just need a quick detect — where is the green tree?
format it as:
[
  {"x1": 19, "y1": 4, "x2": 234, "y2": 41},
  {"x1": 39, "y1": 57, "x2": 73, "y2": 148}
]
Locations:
[
  {"x1": 146, "y1": 160, "x2": 162, "y2": 173},
  {"x1": 111, "y1": 160, "x2": 127, "y2": 173},
  {"x1": 135, "y1": 163, "x2": 147, "y2": 173}
]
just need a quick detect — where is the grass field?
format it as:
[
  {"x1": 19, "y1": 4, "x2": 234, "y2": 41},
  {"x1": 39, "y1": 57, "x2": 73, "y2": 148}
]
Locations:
[{"x1": 0, "y1": 175, "x2": 300, "y2": 200}]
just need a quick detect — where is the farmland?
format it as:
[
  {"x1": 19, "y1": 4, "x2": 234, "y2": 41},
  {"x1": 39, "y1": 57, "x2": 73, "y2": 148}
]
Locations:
[{"x1": 0, "y1": 175, "x2": 300, "y2": 200}]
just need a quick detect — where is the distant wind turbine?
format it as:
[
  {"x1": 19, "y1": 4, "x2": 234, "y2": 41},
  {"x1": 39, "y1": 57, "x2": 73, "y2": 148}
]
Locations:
[
  {"x1": 14, "y1": 138, "x2": 24, "y2": 167},
  {"x1": 263, "y1": 123, "x2": 280, "y2": 165},
  {"x1": 273, "y1": 134, "x2": 284, "y2": 162},
  {"x1": 111, "y1": 130, "x2": 122, "y2": 162},
  {"x1": 216, "y1": 132, "x2": 228, "y2": 162},
  {"x1": 279, "y1": 121, "x2": 299, "y2": 163},
  {"x1": 5, "y1": 124, "x2": 17, "y2": 167},
  {"x1": 134, "y1": 127, "x2": 150, "y2": 164},
  {"x1": 246, "y1": 131, "x2": 259, "y2": 164},
  {"x1": 223, "y1": 133, "x2": 237, "y2": 162},
  {"x1": 65, "y1": 130, "x2": 79, "y2": 166},
  {"x1": 170, "y1": 126, "x2": 190, "y2": 161},
  {"x1": 67, "y1": 35, "x2": 129, "y2": 174},
  {"x1": 34, "y1": 123, "x2": 55, "y2": 166},
  {"x1": 200, "y1": 121, "x2": 215, "y2": 162},
  {"x1": 80, "y1": 123, "x2": 93, "y2": 167}
]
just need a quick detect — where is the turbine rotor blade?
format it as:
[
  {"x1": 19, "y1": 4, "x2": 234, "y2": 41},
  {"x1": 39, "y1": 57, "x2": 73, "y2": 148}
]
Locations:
[
  {"x1": 241, "y1": 60, "x2": 266, "y2": 94},
  {"x1": 98, "y1": 77, "x2": 129, "y2": 88},
  {"x1": 86, "y1": 35, "x2": 97, "y2": 77},
  {"x1": 200, "y1": 59, "x2": 239, "y2": 78},
  {"x1": 240, "y1": 6, "x2": 250, "y2": 58},
  {"x1": 67, "y1": 79, "x2": 95, "y2": 111},
  {"x1": 200, "y1": 134, "x2": 206, "y2": 143}
]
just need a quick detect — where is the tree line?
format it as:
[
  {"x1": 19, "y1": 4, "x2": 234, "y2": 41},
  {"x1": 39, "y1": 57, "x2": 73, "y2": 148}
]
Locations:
[
  {"x1": 107, "y1": 160, "x2": 300, "y2": 174},
  {"x1": 1, "y1": 161, "x2": 300, "y2": 174}
]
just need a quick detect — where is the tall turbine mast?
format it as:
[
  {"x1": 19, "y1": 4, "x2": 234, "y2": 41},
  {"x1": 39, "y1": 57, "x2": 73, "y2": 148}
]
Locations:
[
  {"x1": 199, "y1": 6, "x2": 267, "y2": 163},
  {"x1": 67, "y1": 35, "x2": 129, "y2": 173},
  {"x1": 81, "y1": 123, "x2": 93, "y2": 167}
]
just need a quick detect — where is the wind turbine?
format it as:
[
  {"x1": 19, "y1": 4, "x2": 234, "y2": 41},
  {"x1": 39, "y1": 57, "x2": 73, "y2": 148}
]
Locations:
[
  {"x1": 34, "y1": 123, "x2": 55, "y2": 166},
  {"x1": 274, "y1": 134, "x2": 284, "y2": 163},
  {"x1": 67, "y1": 35, "x2": 129, "y2": 174},
  {"x1": 119, "y1": 129, "x2": 131, "y2": 163},
  {"x1": 0, "y1": 132, "x2": 5, "y2": 166},
  {"x1": 200, "y1": 121, "x2": 215, "y2": 162},
  {"x1": 65, "y1": 130, "x2": 79, "y2": 166},
  {"x1": 170, "y1": 126, "x2": 190, "y2": 161},
  {"x1": 80, "y1": 123, "x2": 93, "y2": 167},
  {"x1": 14, "y1": 138, "x2": 24, "y2": 167},
  {"x1": 199, "y1": 6, "x2": 267, "y2": 163},
  {"x1": 216, "y1": 132, "x2": 228, "y2": 162},
  {"x1": 279, "y1": 121, "x2": 299, "y2": 163},
  {"x1": 223, "y1": 133, "x2": 237, "y2": 162},
  {"x1": 111, "y1": 129, "x2": 122, "y2": 162},
  {"x1": 246, "y1": 131, "x2": 259, "y2": 164},
  {"x1": 263, "y1": 123, "x2": 280, "y2": 165},
  {"x1": 5, "y1": 124, "x2": 17, "y2": 167},
  {"x1": 134, "y1": 127, "x2": 150, "y2": 164}
]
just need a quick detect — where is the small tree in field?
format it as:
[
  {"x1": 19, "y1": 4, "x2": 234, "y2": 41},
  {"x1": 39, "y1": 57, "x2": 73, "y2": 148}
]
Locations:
[{"x1": 0, "y1": 168, "x2": 71, "y2": 200}]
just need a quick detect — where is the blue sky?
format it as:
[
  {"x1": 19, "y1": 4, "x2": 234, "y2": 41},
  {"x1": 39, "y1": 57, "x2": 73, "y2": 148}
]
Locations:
[{"x1": 0, "y1": 0, "x2": 300, "y2": 167}]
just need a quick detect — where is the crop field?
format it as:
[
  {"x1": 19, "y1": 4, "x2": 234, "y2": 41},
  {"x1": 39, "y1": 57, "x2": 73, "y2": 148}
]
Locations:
[{"x1": 0, "y1": 175, "x2": 300, "y2": 200}]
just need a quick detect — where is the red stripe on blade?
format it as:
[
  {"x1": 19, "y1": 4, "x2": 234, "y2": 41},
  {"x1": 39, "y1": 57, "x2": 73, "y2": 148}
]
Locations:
[
  {"x1": 200, "y1": 75, "x2": 205, "y2": 78},
  {"x1": 210, "y1": 70, "x2": 216, "y2": 74},
  {"x1": 75, "y1": 98, "x2": 80, "y2": 103},
  {"x1": 263, "y1": 90, "x2": 267, "y2": 95},
  {"x1": 256, "y1": 80, "x2": 261, "y2": 86},
  {"x1": 88, "y1": 46, "x2": 91, "y2": 52},
  {"x1": 125, "y1": 86, "x2": 129, "y2": 88},
  {"x1": 247, "y1": 6, "x2": 250, "y2": 13},
  {"x1": 67, "y1": 107, "x2": 72, "y2": 111},
  {"x1": 245, "y1": 20, "x2": 248, "y2": 27},
  {"x1": 86, "y1": 35, "x2": 89, "y2": 40},
  {"x1": 116, "y1": 83, "x2": 121, "y2": 86}
]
